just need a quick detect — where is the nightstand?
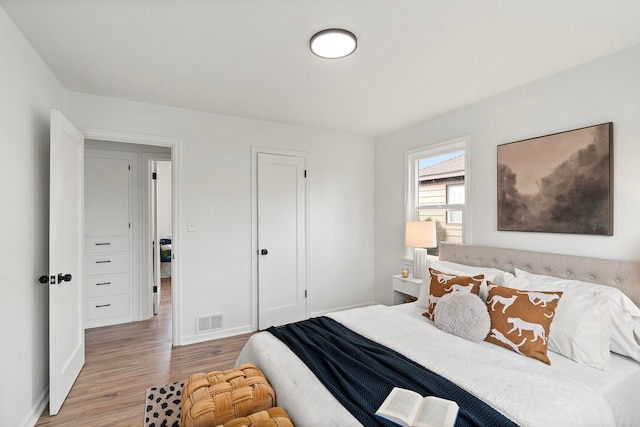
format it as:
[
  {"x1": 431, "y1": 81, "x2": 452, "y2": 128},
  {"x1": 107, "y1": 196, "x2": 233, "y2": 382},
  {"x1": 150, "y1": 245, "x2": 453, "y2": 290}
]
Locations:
[{"x1": 392, "y1": 275, "x2": 422, "y2": 305}]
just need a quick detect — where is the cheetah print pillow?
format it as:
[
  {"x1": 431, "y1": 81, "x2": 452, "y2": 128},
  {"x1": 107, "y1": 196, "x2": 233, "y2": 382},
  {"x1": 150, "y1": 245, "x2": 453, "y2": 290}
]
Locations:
[
  {"x1": 485, "y1": 285, "x2": 562, "y2": 364},
  {"x1": 422, "y1": 268, "x2": 483, "y2": 321}
]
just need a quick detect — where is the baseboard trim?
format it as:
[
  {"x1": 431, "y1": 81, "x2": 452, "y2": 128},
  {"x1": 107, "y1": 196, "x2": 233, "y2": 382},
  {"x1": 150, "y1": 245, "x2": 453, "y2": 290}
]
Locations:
[
  {"x1": 178, "y1": 325, "x2": 254, "y2": 346},
  {"x1": 177, "y1": 303, "x2": 377, "y2": 346},
  {"x1": 312, "y1": 301, "x2": 376, "y2": 317},
  {"x1": 19, "y1": 386, "x2": 48, "y2": 427}
]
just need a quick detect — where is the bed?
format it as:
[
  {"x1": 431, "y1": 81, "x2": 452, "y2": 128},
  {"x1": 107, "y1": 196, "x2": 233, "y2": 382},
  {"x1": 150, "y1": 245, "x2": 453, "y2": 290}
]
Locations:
[
  {"x1": 236, "y1": 243, "x2": 640, "y2": 426},
  {"x1": 159, "y1": 238, "x2": 172, "y2": 278}
]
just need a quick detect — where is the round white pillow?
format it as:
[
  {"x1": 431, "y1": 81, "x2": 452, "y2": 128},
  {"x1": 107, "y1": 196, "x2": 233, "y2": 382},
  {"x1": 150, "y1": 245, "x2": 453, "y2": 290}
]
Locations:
[{"x1": 433, "y1": 292, "x2": 490, "y2": 342}]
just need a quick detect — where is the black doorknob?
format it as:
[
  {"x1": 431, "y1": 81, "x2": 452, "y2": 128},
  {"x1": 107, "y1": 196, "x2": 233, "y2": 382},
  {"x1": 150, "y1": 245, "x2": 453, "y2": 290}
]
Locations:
[
  {"x1": 58, "y1": 273, "x2": 72, "y2": 283},
  {"x1": 261, "y1": 249, "x2": 269, "y2": 255},
  {"x1": 39, "y1": 275, "x2": 49, "y2": 284}
]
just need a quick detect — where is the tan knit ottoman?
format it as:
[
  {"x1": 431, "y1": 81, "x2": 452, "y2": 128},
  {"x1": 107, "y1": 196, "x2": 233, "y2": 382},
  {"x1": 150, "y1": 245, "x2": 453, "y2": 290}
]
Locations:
[
  {"x1": 214, "y1": 407, "x2": 293, "y2": 427},
  {"x1": 181, "y1": 363, "x2": 276, "y2": 427}
]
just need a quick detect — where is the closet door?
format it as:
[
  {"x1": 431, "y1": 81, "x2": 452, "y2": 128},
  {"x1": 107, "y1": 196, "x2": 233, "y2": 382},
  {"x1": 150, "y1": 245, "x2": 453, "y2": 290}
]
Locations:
[
  {"x1": 84, "y1": 150, "x2": 134, "y2": 328},
  {"x1": 257, "y1": 152, "x2": 308, "y2": 329}
]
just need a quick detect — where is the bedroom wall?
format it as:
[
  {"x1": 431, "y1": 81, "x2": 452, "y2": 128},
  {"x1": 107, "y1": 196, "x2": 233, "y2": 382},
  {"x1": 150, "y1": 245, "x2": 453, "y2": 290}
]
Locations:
[
  {"x1": 65, "y1": 91, "x2": 375, "y2": 343},
  {"x1": 0, "y1": 7, "x2": 67, "y2": 427},
  {"x1": 374, "y1": 43, "x2": 640, "y2": 304}
]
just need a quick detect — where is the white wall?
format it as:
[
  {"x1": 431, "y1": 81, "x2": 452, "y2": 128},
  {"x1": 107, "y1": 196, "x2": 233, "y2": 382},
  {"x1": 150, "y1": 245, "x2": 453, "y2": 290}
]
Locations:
[
  {"x1": 374, "y1": 44, "x2": 640, "y2": 304},
  {"x1": 66, "y1": 92, "x2": 375, "y2": 343},
  {"x1": 0, "y1": 7, "x2": 67, "y2": 427}
]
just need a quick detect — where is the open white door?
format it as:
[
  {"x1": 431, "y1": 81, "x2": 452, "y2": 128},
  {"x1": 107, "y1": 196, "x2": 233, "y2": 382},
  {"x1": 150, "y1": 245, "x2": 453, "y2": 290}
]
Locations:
[
  {"x1": 257, "y1": 153, "x2": 307, "y2": 329},
  {"x1": 152, "y1": 161, "x2": 161, "y2": 314},
  {"x1": 49, "y1": 109, "x2": 85, "y2": 415}
]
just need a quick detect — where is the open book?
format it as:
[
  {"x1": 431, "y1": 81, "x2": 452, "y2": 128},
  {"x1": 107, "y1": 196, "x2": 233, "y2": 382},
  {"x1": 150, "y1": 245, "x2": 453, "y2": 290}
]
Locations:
[{"x1": 375, "y1": 387, "x2": 459, "y2": 427}]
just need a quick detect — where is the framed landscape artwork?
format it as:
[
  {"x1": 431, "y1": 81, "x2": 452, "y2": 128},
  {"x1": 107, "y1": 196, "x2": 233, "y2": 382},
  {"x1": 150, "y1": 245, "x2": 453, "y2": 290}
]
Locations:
[{"x1": 497, "y1": 122, "x2": 613, "y2": 235}]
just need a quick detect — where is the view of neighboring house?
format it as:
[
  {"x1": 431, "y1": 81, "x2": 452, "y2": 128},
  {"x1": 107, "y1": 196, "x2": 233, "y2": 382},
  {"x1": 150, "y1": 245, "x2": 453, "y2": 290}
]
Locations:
[{"x1": 418, "y1": 154, "x2": 465, "y2": 250}]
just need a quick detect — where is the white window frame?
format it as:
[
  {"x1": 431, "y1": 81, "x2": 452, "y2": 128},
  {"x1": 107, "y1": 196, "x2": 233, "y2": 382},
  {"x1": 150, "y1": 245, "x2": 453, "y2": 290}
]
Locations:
[
  {"x1": 404, "y1": 137, "x2": 469, "y2": 261},
  {"x1": 446, "y1": 183, "x2": 465, "y2": 224}
]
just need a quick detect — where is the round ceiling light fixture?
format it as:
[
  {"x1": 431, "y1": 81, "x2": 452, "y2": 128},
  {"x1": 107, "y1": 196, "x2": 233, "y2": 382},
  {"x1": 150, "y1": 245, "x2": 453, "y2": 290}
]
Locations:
[{"x1": 310, "y1": 28, "x2": 357, "y2": 59}]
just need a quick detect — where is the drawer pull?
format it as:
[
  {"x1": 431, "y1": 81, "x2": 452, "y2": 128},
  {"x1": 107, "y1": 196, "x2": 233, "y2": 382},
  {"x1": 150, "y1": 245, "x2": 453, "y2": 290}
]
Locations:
[
  {"x1": 95, "y1": 242, "x2": 111, "y2": 246},
  {"x1": 96, "y1": 304, "x2": 111, "y2": 308},
  {"x1": 96, "y1": 282, "x2": 112, "y2": 286},
  {"x1": 95, "y1": 260, "x2": 111, "y2": 264}
]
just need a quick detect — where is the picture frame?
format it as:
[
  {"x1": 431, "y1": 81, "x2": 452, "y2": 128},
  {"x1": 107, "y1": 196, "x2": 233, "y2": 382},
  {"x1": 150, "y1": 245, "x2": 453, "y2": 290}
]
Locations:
[{"x1": 497, "y1": 122, "x2": 613, "y2": 235}]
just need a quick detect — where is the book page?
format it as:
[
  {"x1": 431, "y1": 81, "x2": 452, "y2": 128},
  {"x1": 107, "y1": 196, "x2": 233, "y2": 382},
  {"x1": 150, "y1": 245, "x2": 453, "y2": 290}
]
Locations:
[
  {"x1": 376, "y1": 387, "x2": 423, "y2": 425},
  {"x1": 415, "y1": 396, "x2": 458, "y2": 427}
]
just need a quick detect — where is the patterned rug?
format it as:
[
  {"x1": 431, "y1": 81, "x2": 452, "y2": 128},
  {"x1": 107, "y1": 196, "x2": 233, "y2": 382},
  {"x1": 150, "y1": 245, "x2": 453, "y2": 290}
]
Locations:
[{"x1": 144, "y1": 380, "x2": 184, "y2": 427}]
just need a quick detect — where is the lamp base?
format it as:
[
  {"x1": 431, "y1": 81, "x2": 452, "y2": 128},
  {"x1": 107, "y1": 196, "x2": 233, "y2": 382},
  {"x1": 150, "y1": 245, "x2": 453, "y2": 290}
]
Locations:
[{"x1": 413, "y1": 247, "x2": 428, "y2": 279}]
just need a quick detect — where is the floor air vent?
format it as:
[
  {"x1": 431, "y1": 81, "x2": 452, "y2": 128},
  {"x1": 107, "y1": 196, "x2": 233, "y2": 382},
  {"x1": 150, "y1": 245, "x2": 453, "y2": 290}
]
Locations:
[{"x1": 196, "y1": 314, "x2": 223, "y2": 333}]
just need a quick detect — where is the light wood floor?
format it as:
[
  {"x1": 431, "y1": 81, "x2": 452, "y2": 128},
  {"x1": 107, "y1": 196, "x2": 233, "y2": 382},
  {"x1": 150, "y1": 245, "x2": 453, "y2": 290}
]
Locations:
[{"x1": 36, "y1": 278, "x2": 254, "y2": 426}]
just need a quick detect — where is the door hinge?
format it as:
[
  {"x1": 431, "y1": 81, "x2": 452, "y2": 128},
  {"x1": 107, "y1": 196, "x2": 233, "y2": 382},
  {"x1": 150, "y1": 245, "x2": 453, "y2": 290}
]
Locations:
[
  {"x1": 128, "y1": 165, "x2": 131, "y2": 171},
  {"x1": 304, "y1": 170, "x2": 307, "y2": 178},
  {"x1": 152, "y1": 172, "x2": 157, "y2": 179},
  {"x1": 304, "y1": 289, "x2": 308, "y2": 298}
]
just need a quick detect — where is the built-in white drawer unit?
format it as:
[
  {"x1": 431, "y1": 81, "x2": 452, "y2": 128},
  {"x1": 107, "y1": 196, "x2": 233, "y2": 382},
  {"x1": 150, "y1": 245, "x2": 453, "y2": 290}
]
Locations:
[
  {"x1": 84, "y1": 274, "x2": 130, "y2": 298},
  {"x1": 84, "y1": 149, "x2": 135, "y2": 329},
  {"x1": 84, "y1": 295, "x2": 131, "y2": 322},
  {"x1": 84, "y1": 253, "x2": 130, "y2": 276}
]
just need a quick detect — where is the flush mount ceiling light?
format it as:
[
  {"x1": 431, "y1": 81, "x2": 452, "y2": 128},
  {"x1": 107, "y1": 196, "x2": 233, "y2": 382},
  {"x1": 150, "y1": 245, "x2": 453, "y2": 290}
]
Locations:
[{"x1": 310, "y1": 28, "x2": 357, "y2": 59}]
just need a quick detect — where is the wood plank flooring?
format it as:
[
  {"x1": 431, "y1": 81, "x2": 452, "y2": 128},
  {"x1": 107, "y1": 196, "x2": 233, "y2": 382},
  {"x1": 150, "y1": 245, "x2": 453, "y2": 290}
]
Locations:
[{"x1": 36, "y1": 278, "x2": 253, "y2": 426}]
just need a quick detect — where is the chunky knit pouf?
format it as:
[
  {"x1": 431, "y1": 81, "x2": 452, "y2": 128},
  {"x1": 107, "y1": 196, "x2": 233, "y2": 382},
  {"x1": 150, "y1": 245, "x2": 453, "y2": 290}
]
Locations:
[
  {"x1": 181, "y1": 363, "x2": 276, "y2": 427},
  {"x1": 214, "y1": 407, "x2": 293, "y2": 427}
]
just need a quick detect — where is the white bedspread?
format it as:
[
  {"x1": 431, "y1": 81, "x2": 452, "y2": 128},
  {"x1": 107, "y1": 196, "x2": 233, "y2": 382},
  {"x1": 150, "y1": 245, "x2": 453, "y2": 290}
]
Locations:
[
  {"x1": 237, "y1": 305, "x2": 617, "y2": 427},
  {"x1": 392, "y1": 302, "x2": 640, "y2": 426}
]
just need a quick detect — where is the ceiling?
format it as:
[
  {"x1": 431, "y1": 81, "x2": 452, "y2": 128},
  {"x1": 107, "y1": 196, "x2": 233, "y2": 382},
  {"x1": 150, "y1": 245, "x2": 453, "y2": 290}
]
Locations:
[{"x1": 2, "y1": 0, "x2": 640, "y2": 137}]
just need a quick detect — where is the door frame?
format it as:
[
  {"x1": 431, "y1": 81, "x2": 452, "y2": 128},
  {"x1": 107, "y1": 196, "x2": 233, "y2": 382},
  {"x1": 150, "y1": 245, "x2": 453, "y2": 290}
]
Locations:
[
  {"x1": 251, "y1": 147, "x2": 310, "y2": 330},
  {"x1": 81, "y1": 128, "x2": 182, "y2": 345}
]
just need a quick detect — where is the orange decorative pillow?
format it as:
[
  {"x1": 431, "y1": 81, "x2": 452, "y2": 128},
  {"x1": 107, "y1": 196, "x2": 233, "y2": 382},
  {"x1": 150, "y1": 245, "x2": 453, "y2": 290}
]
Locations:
[
  {"x1": 485, "y1": 285, "x2": 562, "y2": 364},
  {"x1": 422, "y1": 268, "x2": 483, "y2": 321}
]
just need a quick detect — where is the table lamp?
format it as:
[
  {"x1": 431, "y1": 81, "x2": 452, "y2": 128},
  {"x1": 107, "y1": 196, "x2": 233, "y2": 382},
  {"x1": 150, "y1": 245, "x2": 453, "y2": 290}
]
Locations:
[{"x1": 405, "y1": 220, "x2": 437, "y2": 279}]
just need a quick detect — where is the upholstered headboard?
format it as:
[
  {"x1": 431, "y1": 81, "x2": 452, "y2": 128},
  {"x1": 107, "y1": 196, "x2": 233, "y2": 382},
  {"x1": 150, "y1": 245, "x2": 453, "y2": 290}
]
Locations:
[{"x1": 439, "y1": 242, "x2": 640, "y2": 307}]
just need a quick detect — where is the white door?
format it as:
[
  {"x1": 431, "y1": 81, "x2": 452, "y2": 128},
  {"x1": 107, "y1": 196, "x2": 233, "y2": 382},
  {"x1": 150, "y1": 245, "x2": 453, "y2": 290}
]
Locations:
[
  {"x1": 257, "y1": 153, "x2": 307, "y2": 329},
  {"x1": 141, "y1": 155, "x2": 170, "y2": 319},
  {"x1": 152, "y1": 161, "x2": 161, "y2": 314},
  {"x1": 49, "y1": 110, "x2": 85, "y2": 415}
]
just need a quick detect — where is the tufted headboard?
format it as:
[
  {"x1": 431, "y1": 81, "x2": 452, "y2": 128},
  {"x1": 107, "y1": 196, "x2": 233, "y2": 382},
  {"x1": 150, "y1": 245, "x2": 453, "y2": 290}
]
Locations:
[{"x1": 439, "y1": 242, "x2": 640, "y2": 307}]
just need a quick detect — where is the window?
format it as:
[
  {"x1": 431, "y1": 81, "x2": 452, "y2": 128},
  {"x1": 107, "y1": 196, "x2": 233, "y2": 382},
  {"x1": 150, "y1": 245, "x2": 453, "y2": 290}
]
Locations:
[
  {"x1": 405, "y1": 139, "x2": 467, "y2": 257},
  {"x1": 446, "y1": 184, "x2": 464, "y2": 224}
]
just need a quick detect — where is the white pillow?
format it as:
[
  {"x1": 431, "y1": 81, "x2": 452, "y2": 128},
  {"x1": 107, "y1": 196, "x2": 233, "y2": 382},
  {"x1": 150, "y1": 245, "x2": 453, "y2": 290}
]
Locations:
[
  {"x1": 433, "y1": 260, "x2": 507, "y2": 285},
  {"x1": 504, "y1": 273, "x2": 612, "y2": 370},
  {"x1": 515, "y1": 268, "x2": 640, "y2": 363},
  {"x1": 415, "y1": 280, "x2": 431, "y2": 309},
  {"x1": 414, "y1": 264, "x2": 496, "y2": 308}
]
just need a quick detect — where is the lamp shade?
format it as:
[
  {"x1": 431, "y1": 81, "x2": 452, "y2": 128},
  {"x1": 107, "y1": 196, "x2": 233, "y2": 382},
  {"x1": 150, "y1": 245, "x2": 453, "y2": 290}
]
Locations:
[{"x1": 405, "y1": 221, "x2": 437, "y2": 248}]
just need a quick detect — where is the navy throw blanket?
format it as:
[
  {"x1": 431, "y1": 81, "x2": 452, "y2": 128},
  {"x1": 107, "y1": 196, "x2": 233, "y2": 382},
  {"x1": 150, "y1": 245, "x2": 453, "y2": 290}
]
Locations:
[{"x1": 267, "y1": 316, "x2": 518, "y2": 427}]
